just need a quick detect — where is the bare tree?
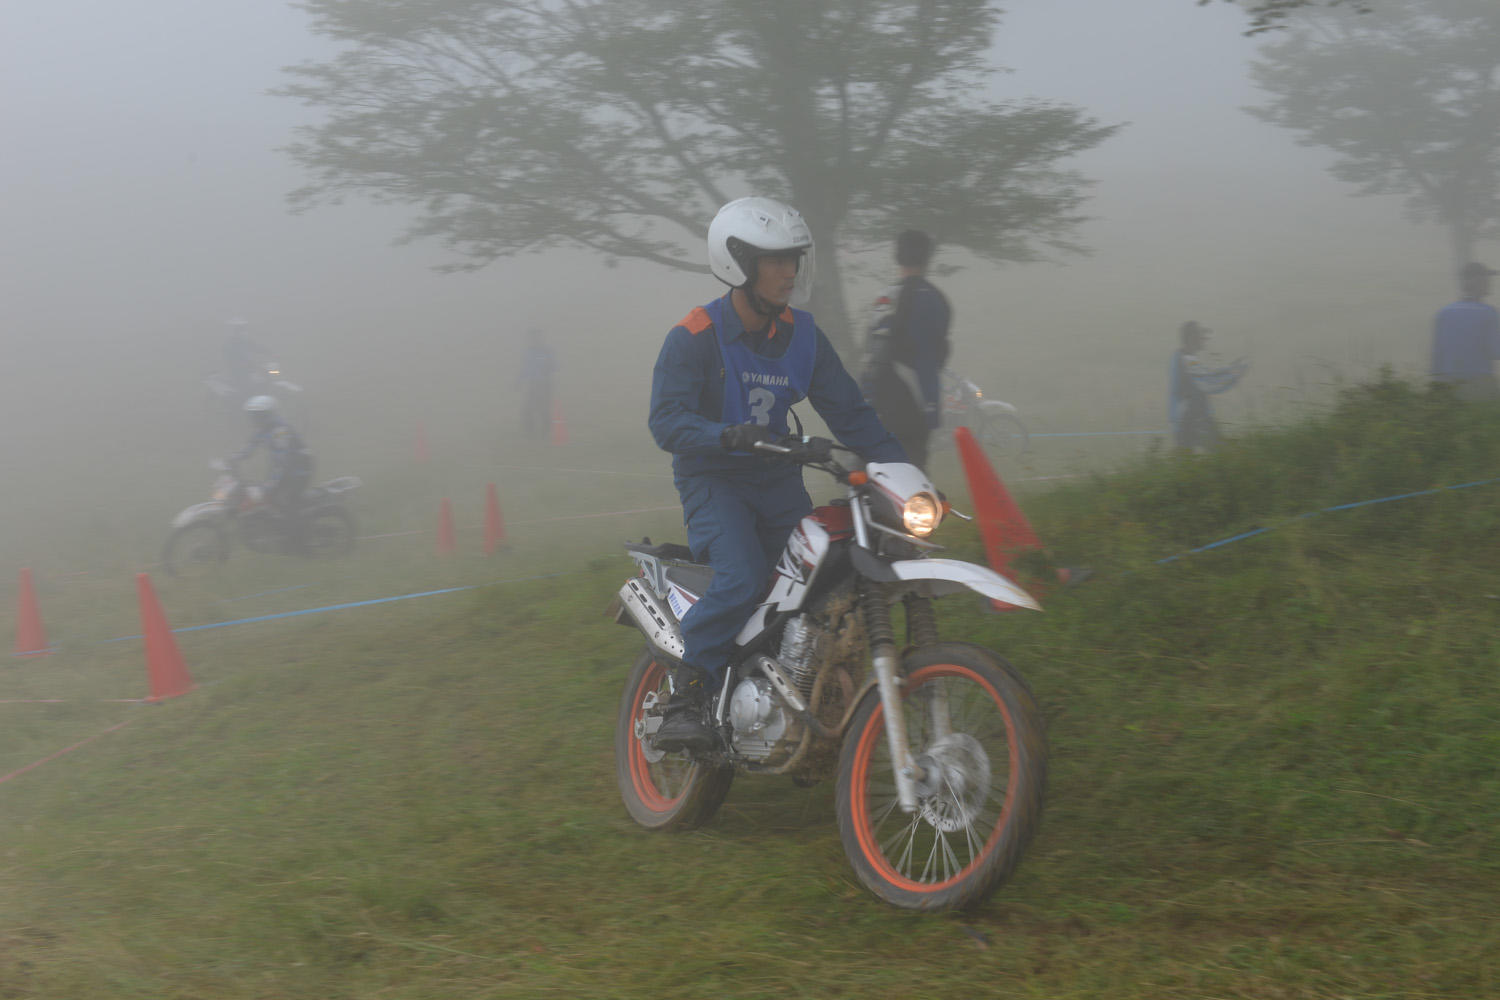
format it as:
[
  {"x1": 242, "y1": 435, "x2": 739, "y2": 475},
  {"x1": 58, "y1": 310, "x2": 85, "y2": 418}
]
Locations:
[{"x1": 277, "y1": 0, "x2": 1118, "y2": 348}]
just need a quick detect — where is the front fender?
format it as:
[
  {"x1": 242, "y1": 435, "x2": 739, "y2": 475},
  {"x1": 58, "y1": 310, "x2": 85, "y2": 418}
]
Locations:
[
  {"x1": 171, "y1": 501, "x2": 227, "y2": 529},
  {"x1": 977, "y1": 399, "x2": 1019, "y2": 417},
  {"x1": 886, "y1": 557, "x2": 1041, "y2": 611}
]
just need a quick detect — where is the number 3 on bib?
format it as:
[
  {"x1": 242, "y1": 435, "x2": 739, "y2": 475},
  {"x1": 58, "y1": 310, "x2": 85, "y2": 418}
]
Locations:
[{"x1": 747, "y1": 386, "x2": 776, "y2": 426}]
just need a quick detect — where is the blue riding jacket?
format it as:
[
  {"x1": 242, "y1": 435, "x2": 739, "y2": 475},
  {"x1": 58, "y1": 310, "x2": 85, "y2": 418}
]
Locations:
[
  {"x1": 649, "y1": 293, "x2": 906, "y2": 480},
  {"x1": 231, "y1": 417, "x2": 314, "y2": 487}
]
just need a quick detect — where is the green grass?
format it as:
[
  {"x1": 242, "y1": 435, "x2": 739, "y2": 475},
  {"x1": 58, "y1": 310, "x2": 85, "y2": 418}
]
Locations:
[{"x1": 4, "y1": 375, "x2": 1500, "y2": 998}]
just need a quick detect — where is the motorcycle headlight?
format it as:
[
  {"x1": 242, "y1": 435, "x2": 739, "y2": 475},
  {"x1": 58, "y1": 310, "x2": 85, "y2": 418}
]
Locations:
[{"x1": 902, "y1": 493, "x2": 941, "y2": 537}]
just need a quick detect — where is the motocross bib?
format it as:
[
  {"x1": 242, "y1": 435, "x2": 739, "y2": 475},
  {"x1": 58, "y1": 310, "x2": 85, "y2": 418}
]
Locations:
[{"x1": 704, "y1": 295, "x2": 816, "y2": 438}]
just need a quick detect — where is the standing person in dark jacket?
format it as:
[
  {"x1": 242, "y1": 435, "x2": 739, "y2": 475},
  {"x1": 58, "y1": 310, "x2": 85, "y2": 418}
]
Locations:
[
  {"x1": 232, "y1": 395, "x2": 316, "y2": 551},
  {"x1": 517, "y1": 328, "x2": 557, "y2": 435},
  {"x1": 648, "y1": 196, "x2": 907, "y2": 754},
  {"x1": 860, "y1": 229, "x2": 951, "y2": 470}
]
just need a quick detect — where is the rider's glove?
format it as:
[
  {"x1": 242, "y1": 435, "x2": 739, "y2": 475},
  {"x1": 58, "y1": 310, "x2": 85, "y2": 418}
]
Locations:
[{"x1": 720, "y1": 423, "x2": 775, "y2": 453}]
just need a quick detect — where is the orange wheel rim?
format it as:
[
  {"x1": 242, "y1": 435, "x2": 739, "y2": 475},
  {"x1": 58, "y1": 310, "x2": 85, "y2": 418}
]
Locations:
[
  {"x1": 627, "y1": 660, "x2": 687, "y2": 812},
  {"x1": 848, "y1": 663, "x2": 1018, "y2": 893}
]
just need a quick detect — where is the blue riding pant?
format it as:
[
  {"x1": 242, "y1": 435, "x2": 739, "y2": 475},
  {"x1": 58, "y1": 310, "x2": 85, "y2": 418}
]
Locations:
[{"x1": 676, "y1": 468, "x2": 812, "y2": 682}]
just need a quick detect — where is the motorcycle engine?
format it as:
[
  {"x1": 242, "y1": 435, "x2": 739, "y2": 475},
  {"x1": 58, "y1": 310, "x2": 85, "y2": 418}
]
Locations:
[
  {"x1": 728, "y1": 615, "x2": 833, "y2": 763},
  {"x1": 728, "y1": 677, "x2": 793, "y2": 761}
]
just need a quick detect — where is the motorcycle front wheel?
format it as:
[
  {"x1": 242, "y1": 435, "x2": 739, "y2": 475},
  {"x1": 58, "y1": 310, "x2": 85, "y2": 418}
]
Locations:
[
  {"x1": 303, "y1": 507, "x2": 357, "y2": 558},
  {"x1": 836, "y1": 642, "x2": 1046, "y2": 911},
  {"x1": 162, "y1": 522, "x2": 229, "y2": 579},
  {"x1": 615, "y1": 649, "x2": 733, "y2": 830}
]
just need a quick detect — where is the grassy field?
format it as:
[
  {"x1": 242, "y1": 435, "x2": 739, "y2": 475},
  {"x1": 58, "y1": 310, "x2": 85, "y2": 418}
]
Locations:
[{"x1": 3, "y1": 375, "x2": 1499, "y2": 998}]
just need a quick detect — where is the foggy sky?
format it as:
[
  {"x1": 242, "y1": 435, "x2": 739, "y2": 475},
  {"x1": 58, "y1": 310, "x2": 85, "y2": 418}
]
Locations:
[{"x1": 1, "y1": 0, "x2": 1472, "y2": 528}]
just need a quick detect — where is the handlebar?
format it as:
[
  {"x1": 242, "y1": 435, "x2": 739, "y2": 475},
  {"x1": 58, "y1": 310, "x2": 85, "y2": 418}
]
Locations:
[{"x1": 752, "y1": 434, "x2": 843, "y2": 471}]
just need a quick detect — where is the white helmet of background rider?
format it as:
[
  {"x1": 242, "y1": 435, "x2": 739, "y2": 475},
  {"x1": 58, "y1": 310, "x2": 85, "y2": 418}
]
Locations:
[{"x1": 707, "y1": 196, "x2": 816, "y2": 312}]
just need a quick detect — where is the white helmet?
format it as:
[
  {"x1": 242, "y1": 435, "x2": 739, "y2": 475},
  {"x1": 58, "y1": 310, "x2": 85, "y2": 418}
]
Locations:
[
  {"x1": 707, "y1": 196, "x2": 815, "y2": 302},
  {"x1": 244, "y1": 395, "x2": 278, "y2": 414}
]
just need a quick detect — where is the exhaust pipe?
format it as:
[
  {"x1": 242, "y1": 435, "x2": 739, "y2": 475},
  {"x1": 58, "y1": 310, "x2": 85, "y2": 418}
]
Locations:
[{"x1": 614, "y1": 577, "x2": 685, "y2": 661}]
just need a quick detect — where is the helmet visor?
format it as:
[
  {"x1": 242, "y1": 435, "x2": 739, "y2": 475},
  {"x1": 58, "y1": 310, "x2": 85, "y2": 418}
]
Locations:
[{"x1": 790, "y1": 244, "x2": 816, "y2": 307}]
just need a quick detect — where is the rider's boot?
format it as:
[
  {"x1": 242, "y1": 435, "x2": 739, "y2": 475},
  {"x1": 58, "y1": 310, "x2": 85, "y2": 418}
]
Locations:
[{"x1": 654, "y1": 664, "x2": 717, "y2": 755}]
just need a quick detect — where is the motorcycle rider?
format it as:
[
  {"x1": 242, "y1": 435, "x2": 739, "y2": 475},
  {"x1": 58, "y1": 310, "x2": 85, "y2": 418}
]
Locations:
[
  {"x1": 231, "y1": 395, "x2": 315, "y2": 552},
  {"x1": 223, "y1": 317, "x2": 272, "y2": 399},
  {"x1": 648, "y1": 196, "x2": 907, "y2": 754}
]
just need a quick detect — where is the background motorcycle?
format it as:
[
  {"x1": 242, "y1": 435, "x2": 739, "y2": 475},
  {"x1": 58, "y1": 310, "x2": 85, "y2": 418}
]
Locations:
[
  {"x1": 162, "y1": 460, "x2": 361, "y2": 577},
  {"x1": 610, "y1": 436, "x2": 1047, "y2": 911},
  {"x1": 203, "y1": 362, "x2": 310, "y2": 431},
  {"x1": 937, "y1": 368, "x2": 1028, "y2": 460}
]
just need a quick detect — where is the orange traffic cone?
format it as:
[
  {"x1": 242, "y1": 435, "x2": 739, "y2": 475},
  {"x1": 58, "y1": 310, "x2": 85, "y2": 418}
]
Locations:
[
  {"x1": 415, "y1": 421, "x2": 431, "y2": 464},
  {"x1": 484, "y1": 483, "x2": 506, "y2": 555},
  {"x1": 954, "y1": 426, "x2": 1044, "y2": 610},
  {"x1": 437, "y1": 498, "x2": 456, "y2": 555},
  {"x1": 550, "y1": 400, "x2": 569, "y2": 446},
  {"x1": 136, "y1": 573, "x2": 195, "y2": 701},
  {"x1": 13, "y1": 567, "x2": 50, "y2": 656}
]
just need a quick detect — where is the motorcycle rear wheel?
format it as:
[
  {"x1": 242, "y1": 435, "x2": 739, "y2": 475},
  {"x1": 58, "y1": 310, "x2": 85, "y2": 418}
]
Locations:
[
  {"x1": 615, "y1": 649, "x2": 733, "y2": 830},
  {"x1": 162, "y1": 522, "x2": 228, "y2": 579},
  {"x1": 836, "y1": 642, "x2": 1046, "y2": 911}
]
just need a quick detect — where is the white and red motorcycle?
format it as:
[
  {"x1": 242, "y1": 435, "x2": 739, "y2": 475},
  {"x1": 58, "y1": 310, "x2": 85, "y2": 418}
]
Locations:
[
  {"x1": 162, "y1": 460, "x2": 361, "y2": 578},
  {"x1": 611, "y1": 436, "x2": 1046, "y2": 911}
]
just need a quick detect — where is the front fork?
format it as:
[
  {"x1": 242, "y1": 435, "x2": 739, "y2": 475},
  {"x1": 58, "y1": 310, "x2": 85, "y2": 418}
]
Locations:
[{"x1": 864, "y1": 589, "x2": 942, "y2": 813}]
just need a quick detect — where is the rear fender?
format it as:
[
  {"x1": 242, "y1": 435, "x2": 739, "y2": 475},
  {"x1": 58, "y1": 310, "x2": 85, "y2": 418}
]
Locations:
[
  {"x1": 886, "y1": 557, "x2": 1041, "y2": 611},
  {"x1": 171, "y1": 502, "x2": 227, "y2": 529}
]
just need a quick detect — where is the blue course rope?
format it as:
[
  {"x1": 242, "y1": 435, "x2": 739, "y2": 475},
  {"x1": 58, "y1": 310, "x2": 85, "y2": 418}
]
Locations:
[
  {"x1": 1152, "y1": 475, "x2": 1500, "y2": 566},
  {"x1": 1029, "y1": 430, "x2": 1166, "y2": 438},
  {"x1": 100, "y1": 571, "x2": 575, "y2": 643}
]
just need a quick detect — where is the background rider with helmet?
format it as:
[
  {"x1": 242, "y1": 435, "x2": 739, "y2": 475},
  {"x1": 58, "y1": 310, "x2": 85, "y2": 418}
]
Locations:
[
  {"x1": 647, "y1": 196, "x2": 907, "y2": 754},
  {"x1": 232, "y1": 395, "x2": 316, "y2": 551}
]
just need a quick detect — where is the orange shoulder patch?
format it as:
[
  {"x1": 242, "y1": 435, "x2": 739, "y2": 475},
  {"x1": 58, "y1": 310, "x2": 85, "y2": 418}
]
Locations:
[{"x1": 677, "y1": 306, "x2": 713, "y2": 335}]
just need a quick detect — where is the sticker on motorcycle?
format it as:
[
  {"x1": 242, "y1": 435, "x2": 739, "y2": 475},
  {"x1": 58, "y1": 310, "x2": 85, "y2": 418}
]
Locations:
[{"x1": 667, "y1": 586, "x2": 695, "y2": 620}]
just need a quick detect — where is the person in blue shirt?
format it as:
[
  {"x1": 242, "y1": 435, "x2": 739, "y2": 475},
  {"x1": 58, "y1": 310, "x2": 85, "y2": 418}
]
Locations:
[
  {"x1": 648, "y1": 196, "x2": 907, "y2": 753},
  {"x1": 1169, "y1": 321, "x2": 1247, "y2": 453},
  {"x1": 232, "y1": 395, "x2": 316, "y2": 551},
  {"x1": 859, "y1": 229, "x2": 952, "y2": 469},
  {"x1": 1430, "y1": 262, "x2": 1500, "y2": 402}
]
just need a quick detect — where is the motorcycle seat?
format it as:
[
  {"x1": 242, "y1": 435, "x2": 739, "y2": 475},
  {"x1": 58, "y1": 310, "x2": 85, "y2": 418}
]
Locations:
[
  {"x1": 664, "y1": 564, "x2": 714, "y2": 596},
  {"x1": 625, "y1": 538, "x2": 694, "y2": 562}
]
